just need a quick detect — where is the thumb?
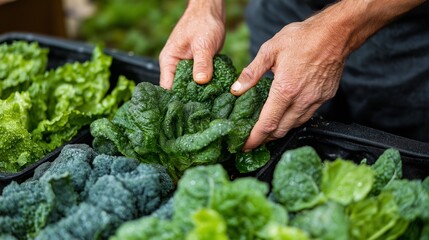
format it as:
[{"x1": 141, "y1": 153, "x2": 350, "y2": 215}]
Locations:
[
  {"x1": 193, "y1": 50, "x2": 215, "y2": 85},
  {"x1": 231, "y1": 50, "x2": 273, "y2": 96}
]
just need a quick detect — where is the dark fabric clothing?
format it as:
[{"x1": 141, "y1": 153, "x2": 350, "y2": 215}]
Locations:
[{"x1": 245, "y1": 0, "x2": 429, "y2": 142}]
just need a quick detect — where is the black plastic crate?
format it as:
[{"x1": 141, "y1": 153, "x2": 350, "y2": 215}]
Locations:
[
  {"x1": 0, "y1": 32, "x2": 161, "y2": 187},
  {"x1": 256, "y1": 117, "x2": 429, "y2": 184}
]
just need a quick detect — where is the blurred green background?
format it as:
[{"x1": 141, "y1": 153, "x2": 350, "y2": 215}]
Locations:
[{"x1": 78, "y1": 0, "x2": 250, "y2": 70}]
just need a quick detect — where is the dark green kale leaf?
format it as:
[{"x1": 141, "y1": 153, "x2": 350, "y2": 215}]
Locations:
[
  {"x1": 272, "y1": 146, "x2": 325, "y2": 211},
  {"x1": 370, "y1": 148, "x2": 402, "y2": 195},
  {"x1": 384, "y1": 179, "x2": 429, "y2": 222}
]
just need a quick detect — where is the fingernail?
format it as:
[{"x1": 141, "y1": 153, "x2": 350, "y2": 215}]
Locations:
[
  {"x1": 243, "y1": 148, "x2": 251, "y2": 153},
  {"x1": 195, "y1": 73, "x2": 207, "y2": 81},
  {"x1": 231, "y1": 81, "x2": 242, "y2": 92}
]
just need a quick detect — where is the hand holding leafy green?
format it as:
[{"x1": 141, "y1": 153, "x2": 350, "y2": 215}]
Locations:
[{"x1": 91, "y1": 55, "x2": 272, "y2": 179}]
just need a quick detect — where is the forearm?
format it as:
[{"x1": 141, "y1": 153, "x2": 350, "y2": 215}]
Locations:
[
  {"x1": 308, "y1": 0, "x2": 426, "y2": 57},
  {"x1": 186, "y1": 0, "x2": 225, "y2": 24}
]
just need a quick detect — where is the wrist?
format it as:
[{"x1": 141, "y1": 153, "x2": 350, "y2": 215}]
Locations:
[
  {"x1": 306, "y1": 0, "x2": 425, "y2": 56},
  {"x1": 186, "y1": 0, "x2": 225, "y2": 24}
]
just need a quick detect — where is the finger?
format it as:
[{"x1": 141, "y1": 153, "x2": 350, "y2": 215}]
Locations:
[
  {"x1": 159, "y1": 56, "x2": 180, "y2": 90},
  {"x1": 231, "y1": 44, "x2": 274, "y2": 96},
  {"x1": 242, "y1": 86, "x2": 294, "y2": 151},
  {"x1": 264, "y1": 102, "x2": 321, "y2": 143},
  {"x1": 192, "y1": 49, "x2": 214, "y2": 85}
]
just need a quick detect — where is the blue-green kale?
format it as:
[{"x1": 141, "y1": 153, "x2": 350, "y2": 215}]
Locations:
[{"x1": 0, "y1": 144, "x2": 174, "y2": 239}]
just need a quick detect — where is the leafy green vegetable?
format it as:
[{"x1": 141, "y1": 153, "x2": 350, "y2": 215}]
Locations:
[
  {"x1": 291, "y1": 202, "x2": 349, "y2": 240},
  {"x1": 384, "y1": 179, "x2": 429, "y2": 222},
  {"x1": 0, "y1": 92, "x2": 44, "y2": 171},
  {"x1": 112, "y1": 164, "x2": 287, "y2": 240},
  {"x1": 0, "y1": 42, "x2": 134, "y2": 172},
  {"x1": 111, "y1": 217, "x2": 184, "y2": 240},
  {"x1": 321, "y1": 159, "x2": 374, "y2": 205},
  {"x1": 186, "y1": 209, "x2": 229, "y2": 240},
  {"x1": 0, "y1": 144, "x2": 174, "y2": 239},
  {"x1": 347, "y1": 192, "x2": 408, "y2": 240},
  {"x1": 256, "y1": 223, "x2": 309, "y2": 240},
  {"x1": 0, "y1": 41, "x2": 48, "y2": 99},
  {"x1": 91, "y1": 55, "x2": 272, "y2": 178},
  {"x1": 370, "y1": 148, "x2": 402, "y2": 195},
  {"x1": 272, "y1": 146, "x2": 325, "y2": 211}
]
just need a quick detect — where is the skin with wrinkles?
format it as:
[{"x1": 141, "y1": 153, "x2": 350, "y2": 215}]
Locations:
[{"x1": 159, "y1": 0, "x2": 426, "y2": 151}]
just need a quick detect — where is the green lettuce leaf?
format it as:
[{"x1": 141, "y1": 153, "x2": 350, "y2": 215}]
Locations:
[
  {"x1": 347, "y1": 192, "x2": 408, "y2": 240},
  {"x1": 186, "y1": 209, "x2": 229, "y2": 240},
  {"x1": 0, "y1": 41, "x2": 48, "y2": 99},
  {"x1": 0, "y1": 92, "x2": 44, "y2": 172},
  {"x1": 321, "y1": 159, "x2": 374, "y2": 205}
]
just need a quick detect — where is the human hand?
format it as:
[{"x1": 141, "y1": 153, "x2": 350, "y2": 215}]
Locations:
[
  {"x1": 231, "y1": 18, "x2": 348, "y2": 151},
  {"x1": 159, "y1": 1, "x2": 226, "y2": 90}
]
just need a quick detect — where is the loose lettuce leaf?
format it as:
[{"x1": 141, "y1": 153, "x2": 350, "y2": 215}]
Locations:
[
  {"x1": 186, "y1": 209, "x2": 229, "y2": 240},
  {"x1": 347, "y1": 192, "x2": 408, "y2": 240},
  {"x1": 321, "y1": 159, "x2": 374, "y2": 205},
  {"x1": 0, "y1": 92, "x2": 44, "y2": 172},
  {"x1": 0, "y1": 41, "x2": 48, "y2": 99},
  {"x1": 257, "y1": 223, "x2": 309, "y2": 240}
]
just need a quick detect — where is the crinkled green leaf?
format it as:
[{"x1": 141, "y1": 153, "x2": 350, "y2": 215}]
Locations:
[
  {"x1": 321, "y1": 159, "x2": 374, "y2": 205},
  {"x1": 370, "y1": 148, "x2": 402, "y2": 195},
  {"x1": 272, "y1": 146, "x2": 325, "y2": 211},
  {"x1": 347, "y1": 192, "x2": 407, "y2": 240},
  {"x1": 235, "y1": 145, "x2": 271, "y2": 173},
  {"x1": 384, "y1": 179, "x2": 429, "y2": 221},
  {"x1": 0, "y1": 92, "x2": 44, "y2": 172},
  {"x1": 257, "y1": 223, "x2": 309, "y2": 240},
  {"x1": 174, "y1": 165, "x2": 229, "y2": 232},
  {"x1": 0, "y1": 41, "x2": 48, "y2": 99},
  {"x1": 291, "y1": 202, "x2": 349, "y2": 240},
  {"x1": 186, "y1": 209, "x2": 229, "y2": 240}
]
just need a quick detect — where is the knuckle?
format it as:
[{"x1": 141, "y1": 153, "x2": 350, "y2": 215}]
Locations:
[
  {"x1": 259, "y1": 120, "x2": 278, "y2": 135},
  {"x1": 272, "y1": 129, "x2": 288, "y2": 139},
  {"x1": 259, "y1": 42, "x2": 272, "y2": 56},
  {"x1": 241, "y1": 67, "x2": 255, "y2": 81}
]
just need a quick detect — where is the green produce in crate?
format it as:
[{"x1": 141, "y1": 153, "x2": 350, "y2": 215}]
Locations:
[
  {"x1": 0, "y1": 41, "x2": 48, "y2": 99},
  {"x1": 112, "y1": 164, "x2": 295, "y2": 240},
  {"x1": 0, "y1": 144, "x2": 174, "y2": 240},
  {"x1": 0, "y1": 42, "x2": 135, "y2": 172},
  {"x1": 91, "y1": 55, "x2": 272, "y2": 179},
  {"x1": 110, "y1": 147, "x2": 429, "y2": 240}
]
